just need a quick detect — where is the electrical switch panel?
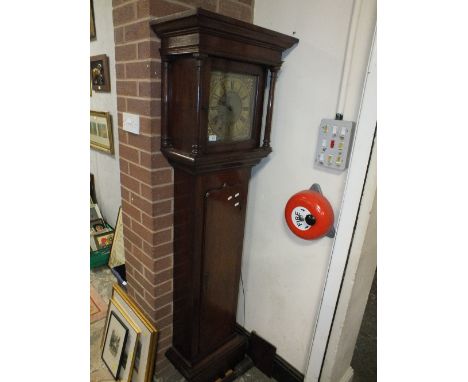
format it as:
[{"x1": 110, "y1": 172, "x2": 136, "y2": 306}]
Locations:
[{"x1": 315, "y1": 119, "x2": 355, "y2": 171}]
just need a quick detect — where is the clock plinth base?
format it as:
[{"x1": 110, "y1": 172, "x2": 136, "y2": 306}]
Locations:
[{"x1": 166, "y1": 333, "x2": 248, "y2": 382}]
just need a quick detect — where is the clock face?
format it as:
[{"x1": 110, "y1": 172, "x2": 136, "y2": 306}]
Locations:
[{"x1": 207, "y1": 71, "x2": 257, "y2": 143}]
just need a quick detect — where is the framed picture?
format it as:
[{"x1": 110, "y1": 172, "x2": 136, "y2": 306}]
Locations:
[
  {"x1": 91, "y1": 54, "x2": 111, "y2": 92},
  {"x1": 90, "y1": 0, "x2": 96, "y2": 40},
  {"x1": 90, "y1": 111, "x2": 114, "y2": 154},
  {"x1": 102, "y1": 311, "x2": 128, "y2": 379},
  {"x1": 90, "y1": 218, "x2": 108, "y2": 234},
  {"x1": 90, "y1": 204, "x2": 103, "y2": 221},
  {"x1": 109, "y1": 207, "x2": 125, "y2": 269},
  {"x1": 94, "y1": 231, "x2": 114, "y2": 249},
  {"x1": 112, "y1": 284, "x2": 158, "y2": 382}
]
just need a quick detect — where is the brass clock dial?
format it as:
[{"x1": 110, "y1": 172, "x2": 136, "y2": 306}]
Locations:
[{"x1": 207, "y1": 71, "x2": 257, "y2": 143}]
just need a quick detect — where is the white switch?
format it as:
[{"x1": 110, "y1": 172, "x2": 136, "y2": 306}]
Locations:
[
  {"x1": 340, "y1": 127, "x2": 347, "y2": 137},
  {"x1": 322, "y1": 139, "x2": 327, "y2": 148},
  {"x1": 123, "y1": 112, "x2": 140, "y2": 134},
  {"x1": 332, "y1": 126, "x2": 338, "y2": 136},
  {"x1": 319, "y1": 153, "x2": 325, "y2": 163}
]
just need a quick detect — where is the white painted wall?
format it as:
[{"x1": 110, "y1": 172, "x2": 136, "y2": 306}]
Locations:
[
  {"x1": 237, "y1": 0, "x2": 376, "y2": 372},
  {"x1": 90, "y1": 0, "x2": 121, "y2": 225}
]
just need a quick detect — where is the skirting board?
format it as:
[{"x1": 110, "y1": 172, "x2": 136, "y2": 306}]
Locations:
[
  {"x1": 235, "y1": 324, "x2": 304, "y2": 382},
  {"x1": 339, "y1": 366, "x2": 354, "y2": 382}
]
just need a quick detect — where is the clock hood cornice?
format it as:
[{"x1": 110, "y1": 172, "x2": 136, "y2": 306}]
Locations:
[{"x1": 150, "y1": 8, "x2": 299, "y2": 66}]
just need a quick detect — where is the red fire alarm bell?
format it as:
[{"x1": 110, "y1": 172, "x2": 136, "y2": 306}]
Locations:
[{"x1": 285, "y1": 184, "x2": 335, "y2": 240}]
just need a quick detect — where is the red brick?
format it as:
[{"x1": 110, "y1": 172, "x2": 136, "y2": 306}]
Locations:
[
  {"x1": 124, "y1": 224, "x2": 144, "y2": 248},
  {"x1": 119, "y1": 144, "x2": 139, "y2": 163},
  {"x1": 219, "y1": 0, "x2": 252, "y2": 22},
  {"x1": 126, "y1": 252, "x2": 144, "y2": 275},
  {"x1": 156, "y1": 280, "x2": 173, "y2": 296},
  {"x1": 158, "y1": 324, "x2": 173, "y2": 340},
  {"x1": 113, "y1": 0, "x2": 133, "y2": 7},
  {"x1": 139, "y1": 117, "x2": 160, "y2": 135},
  {"x1": 140, "y1": 152, "x2": 170, "y2": 168},
  {"x1": 155, "y1": 267, "x2": 173, "y2": 283},
  {"x1": 143, "y1": 241, "x2": 173, "y2": 260},
  {"x1": 154, "y1": 200, "x2": 173, "y2": 215},
  {"x1": 129, "y1": 162, "x2": 153, "y2": 184},
  {"x1": 127, "y1": 98, "x2": 161, "y2": 117},
  {"x1": 121, "y1": 173, "x2": 140, "y2": 193},
  {"x1": 114, "y1": 26, "x2": 125, "y2": 44},
  {"x1": 138, "y1": 169, "x2": 172, "y2": 194},
  {"x1": 132, "y1": 245, "x2": 156, "y2": 270},
  {"x1": 155, "y1": 228, "x2": 172, "y2": 243},
  {"x1": 140, "y1": 183, "x2": 153, "y2": 200},
  {"x1": 148, "y1": 0, "x2": 191, "y2": 17},
  {"x1": 133, "y1": 269, "x2": 158, "y2": 296},
  {"x1": 145, "y1": 291, "x2": 173, "y2": 307},
  {"x1": 137, "y1": 0, "x2": 150, "y2": 18},
  {"x1": 115, "y1": 44, "x2": 137, "y2": 62},
  {"x1": 138, "y1": 40, "x2": 161, "y2": 60},
  {"x1": 153, "y1": 303, "x2": 172, "y2": 320},
  {"x1": 155, "y1": 313, "x2": 173, "y2": 329},
  {"x1": 119, "y1": 157, "x2": 130, "y2": 174},
  {"x1": 156, "y1": 333, "x2": 172, "y2": 351},
  {"x1": 132, "y1": 285, "x2": 157, "y2": 314},
  {"x1": 113, "y1": 2, "x2": 136, "y2": 26},
  {"x1": 140, "y1": 257, "x2": 172, "y2": 278},
  {"x1": 118, "y1": 129, "x2": 128, "y2": 144},
  {"x1": 138, "y1": 80, "x2": 161, "y2": 98},
  {"x1": 116, "y1": 80, "x2": 138, "y2": 97},
  {"x1": 176, "y1": 0, "x2": 217, "y2": 11},
  {"x1": 154, "y1": 184, "x2": 174, "y2": 201},
  {"x1": 117, "y1": 96, "x2": 127, "y2": 112},
  {"x1": 129, "y1": 192, "x2": 153, "y2": 213},
  {"x1": 125, "y1": 20, "x2": 152, "y2": 42},
  {"x1": 142, "y1": 211, "x2": 173, "y2": 231},
  {"x1": 155, "y1": 255, "x2": 173, "y2": 271},
  {"x1": 128, "y1": 133, "x2": 159, "y2": 152},
  {"x1": 116, "y1": 63, "x2": 125, "y2": 79},
  {"x1": 155, "y1": 169, "x2": 172, "y2": 183},
  {"x1": 126, "y1": 61, "x2": 152, "y2": 79},
  {"x1": 122, "y1": 199, "x2": 142, "y2": 222},
  {"x1": 118, "y1": 112, "x2": 123, "y2": 128},
  {"x1": 120, "y1": 187, "x2": 130, "y2": 201},
  {"x1": 122, "y1": 212, "x2": 132, "y2": 228},
  {"x1": 132, "y1": 219, "x2": 156, "y2": 245}
]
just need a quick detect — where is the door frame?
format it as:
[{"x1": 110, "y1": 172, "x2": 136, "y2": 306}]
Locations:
[{"x1": 304, "y1": 28, "x2": 377, "y2": 382}]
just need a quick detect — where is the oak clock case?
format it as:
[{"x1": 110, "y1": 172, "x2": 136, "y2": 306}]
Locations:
[{"x1": 151, "y1": 9, "x2": 298, "y2": 382}]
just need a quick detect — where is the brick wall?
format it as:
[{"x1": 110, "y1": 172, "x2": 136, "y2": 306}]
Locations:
[{"x1": 112, "y1": 0, "x2": 254, "y2": 377}]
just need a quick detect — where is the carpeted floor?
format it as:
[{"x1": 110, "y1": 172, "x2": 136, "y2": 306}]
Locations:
[{"x1": 90, "y1": 266, "x2": 274, "y2": 382}]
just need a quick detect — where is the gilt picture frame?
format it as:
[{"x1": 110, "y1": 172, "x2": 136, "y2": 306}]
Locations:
[
  {"x1": 90, "y1": 111, "x2": 114, "y2": 154},
  {"x1": 102, "y1": 311, "x2": 128, "y2": 379},
  {"x1": 90, "y1": 0, "x2": 96, "y2": 40},
  {"x1": 112, "y1": 284, "x2": 158, "y2": 382}
]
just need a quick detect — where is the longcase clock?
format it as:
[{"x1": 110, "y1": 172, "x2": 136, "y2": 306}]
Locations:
[{"x1": 151, "y1": 9, "x2": 298, "y2": 382}]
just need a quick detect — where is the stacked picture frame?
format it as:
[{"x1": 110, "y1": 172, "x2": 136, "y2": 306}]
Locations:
[{"x1": 101, "y1": 284, "x2": 158, "y2": 381}]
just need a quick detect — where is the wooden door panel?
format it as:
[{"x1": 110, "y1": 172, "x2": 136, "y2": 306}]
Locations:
[{"x1": 198, "y1": 183, "x2": 246, "y2": 356}]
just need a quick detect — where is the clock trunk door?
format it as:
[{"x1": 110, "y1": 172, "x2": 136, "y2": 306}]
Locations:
[{"x1": 198, "y1": 183, "x2": 247, "y2": 356}]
